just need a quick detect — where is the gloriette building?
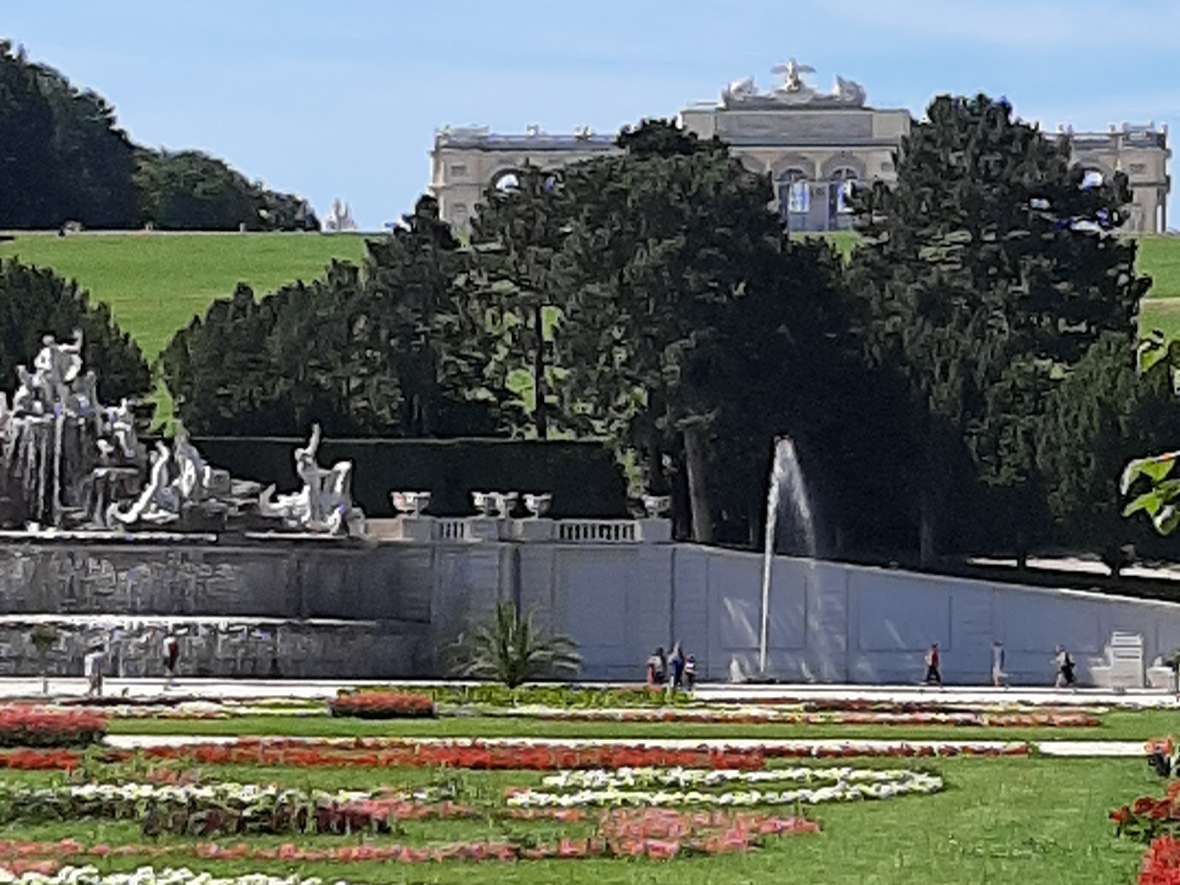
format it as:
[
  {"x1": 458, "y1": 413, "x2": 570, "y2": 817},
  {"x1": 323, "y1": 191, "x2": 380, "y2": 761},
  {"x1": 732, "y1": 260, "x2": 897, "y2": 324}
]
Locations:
[{"x1": 430, "y1": 60, "x2": 1170, "y2": 235}]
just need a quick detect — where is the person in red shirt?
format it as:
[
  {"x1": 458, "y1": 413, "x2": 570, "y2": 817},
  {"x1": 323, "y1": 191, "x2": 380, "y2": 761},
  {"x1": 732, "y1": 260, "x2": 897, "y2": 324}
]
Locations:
[
  {"x1": 162, "y1": 629, "x2": 180, "y2": 689},
  {"x1": 924, "y1": 643, "x2": 942, "y2": 686}
]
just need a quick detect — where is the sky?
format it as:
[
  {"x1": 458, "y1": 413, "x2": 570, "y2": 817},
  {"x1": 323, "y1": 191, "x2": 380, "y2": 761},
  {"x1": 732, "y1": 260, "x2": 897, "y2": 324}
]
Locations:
[{"x1": 5, "y1": 0, "x2": 1178, "y2": 230}]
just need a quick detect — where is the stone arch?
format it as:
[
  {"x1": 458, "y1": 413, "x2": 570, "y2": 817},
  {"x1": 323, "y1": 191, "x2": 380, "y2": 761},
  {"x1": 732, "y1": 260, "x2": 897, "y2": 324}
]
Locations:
[
  {"x1": 820, "y1": 153, "x2": 867, "y2": 180},
  {"x1": 489, "y1": 167, "x2": 523, "y2": 192},
  {"x1": 769, "y1": 154, "x2": 818, "y2": 180}
]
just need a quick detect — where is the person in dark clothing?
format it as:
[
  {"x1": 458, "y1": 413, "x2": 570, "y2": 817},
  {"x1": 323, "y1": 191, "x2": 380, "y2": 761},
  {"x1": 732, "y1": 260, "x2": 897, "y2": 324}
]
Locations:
[
  {"x1": 924, "y1": 643, "x2": 942, "y2": 686},
  {"x1": 1055, "y1": 645, "x2": 1076, "y2": 688}
]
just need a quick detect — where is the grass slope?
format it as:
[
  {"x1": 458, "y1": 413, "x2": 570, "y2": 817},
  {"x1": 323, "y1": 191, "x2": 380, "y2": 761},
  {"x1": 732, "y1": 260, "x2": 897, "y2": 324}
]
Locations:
[{"x1": 0, "y1": 233, "x2": 368, "y2": 358}]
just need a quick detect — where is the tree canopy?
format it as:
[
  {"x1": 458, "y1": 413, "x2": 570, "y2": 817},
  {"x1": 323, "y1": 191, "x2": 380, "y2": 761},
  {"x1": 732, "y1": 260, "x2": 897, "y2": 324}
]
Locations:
[
  {"x1": 0, "y1": 41, "x2": 317, "y2": 231},
  {"x1": 846, "y1": 93, "x2": 1148, "y2": 563},
  {"x1": 0, "y1": 259, "x2": 150, "y2": 403}
]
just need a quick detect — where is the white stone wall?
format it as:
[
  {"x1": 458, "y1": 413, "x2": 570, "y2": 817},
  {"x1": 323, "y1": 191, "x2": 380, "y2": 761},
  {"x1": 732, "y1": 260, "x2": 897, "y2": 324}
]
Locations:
[{"x1": 518, "y1": 544, "x2": 1180, "y2": 685}]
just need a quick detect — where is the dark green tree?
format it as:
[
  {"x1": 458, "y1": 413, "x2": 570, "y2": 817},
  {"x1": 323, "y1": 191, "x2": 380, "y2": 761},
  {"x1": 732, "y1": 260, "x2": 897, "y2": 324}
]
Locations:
[
  {"x1": 555, "y1": 121, "x2": 789, "y2": 541},
  {"x1": 0, "y1": 259, "x2": 149, "y2": 401},
  {"x1": 847, "y1": 94, "x2": 1147, "y2": 564},
  {"x1": 1044, "y1": 334, "x2": 1180, "y2": 568},
  {"x1": 467, "y1": 165, "x2": 573, "y2": 439}
]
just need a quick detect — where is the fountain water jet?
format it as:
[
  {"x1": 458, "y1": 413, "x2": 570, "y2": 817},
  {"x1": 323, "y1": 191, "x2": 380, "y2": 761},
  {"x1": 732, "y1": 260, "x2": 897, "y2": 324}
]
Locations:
[{"x1": 758, "y1": 436, "x2": 818, "y2": 674}]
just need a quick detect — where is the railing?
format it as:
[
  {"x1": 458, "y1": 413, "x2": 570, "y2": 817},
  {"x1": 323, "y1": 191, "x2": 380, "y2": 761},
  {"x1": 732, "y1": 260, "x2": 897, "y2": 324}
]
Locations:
[
  {"x1": 557, "y1": 520, "x2": 637, "y2": 544},
  {"x1": 435, "y1": 519, "x2": 469, "y2": 542}
]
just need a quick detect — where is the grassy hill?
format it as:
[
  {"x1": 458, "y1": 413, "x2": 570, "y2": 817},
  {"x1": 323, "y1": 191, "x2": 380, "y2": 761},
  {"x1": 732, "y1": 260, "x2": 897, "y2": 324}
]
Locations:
[{"x1": 0, "y1": 232, "x2": 368, "y2": 359}]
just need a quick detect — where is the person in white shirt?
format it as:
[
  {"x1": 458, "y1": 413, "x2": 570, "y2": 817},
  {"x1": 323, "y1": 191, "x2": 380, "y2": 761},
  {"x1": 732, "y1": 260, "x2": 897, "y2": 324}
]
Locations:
[
  {"x1": 83, "y1": 645, "x2": 105, "y2": 698},
  {"x1": 991, "y1": 641, "x2": 1007, "y2": 688}
]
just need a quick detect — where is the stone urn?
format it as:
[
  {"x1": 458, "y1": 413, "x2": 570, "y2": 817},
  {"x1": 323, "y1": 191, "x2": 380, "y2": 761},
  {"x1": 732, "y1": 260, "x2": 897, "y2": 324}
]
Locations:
[
  {"x1": 391, "y1": 491, "x2": 431, "y2": 518},
  {"x1": 493, "y1": 491, "x2": 520, "y2": 519},
  {"x1": 642, "y1": 494, "x2": 672, "y2": 518},
  {"x1": 523, "y1": 493, "x2": 552, "y2": 518},
  {"x1": 471, "y1": 491, "x2": 497, "y2": 517}
]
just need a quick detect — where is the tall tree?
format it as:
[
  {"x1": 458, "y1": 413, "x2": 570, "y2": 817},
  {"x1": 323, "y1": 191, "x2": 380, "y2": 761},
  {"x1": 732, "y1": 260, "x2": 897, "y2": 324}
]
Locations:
[
  {"x1": 365, "y1": 195, "x2": 497, "y2": 437},
  {"x1": 555, "y1": 121, "x2": 788, "y2": 541},
  {"x1": 467, "y1": 165, "x2": 572, "y2": 439},
  {"x1": 847, "y1": 94, "x2": 1147, "y2": 564}
]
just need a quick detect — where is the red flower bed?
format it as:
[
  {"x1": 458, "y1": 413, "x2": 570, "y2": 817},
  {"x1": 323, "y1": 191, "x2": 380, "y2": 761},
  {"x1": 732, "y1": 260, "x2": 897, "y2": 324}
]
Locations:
[
  {"x1": 1112, "y1": 783, "x2": 1180, "y2": 842},
  {"x1": 1141, "y1": 836, "x2": 1180, "y2": 884},
  {"x1": 157, "y1": 740, "x2": 765, "y2": 771},
  {"x1": 0, "y1": 707, "x2": 106, "y2": 747},
  {"x1": 329, "y1": 692, "x2": 436, "y2": 719},
  {"x1": 0, "y1": 737, "x2": 1028, "y2": 773}
]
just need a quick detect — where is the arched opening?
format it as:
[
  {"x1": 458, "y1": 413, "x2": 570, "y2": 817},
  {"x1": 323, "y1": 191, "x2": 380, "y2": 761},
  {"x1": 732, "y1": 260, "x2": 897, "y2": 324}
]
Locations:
[
  {"x1": 776, "y1": 168, "x2": 809, "y2": 218},
  {"x1": 829, "y1": 167, "x2": 859, "y2": 217},
  {"x1": 492, "y1": 171, "x2": 521, "y2": 193}
]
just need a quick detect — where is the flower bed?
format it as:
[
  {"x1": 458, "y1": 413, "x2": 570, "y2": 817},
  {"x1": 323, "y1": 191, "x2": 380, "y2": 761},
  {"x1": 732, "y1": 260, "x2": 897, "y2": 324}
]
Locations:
[
  {"x1": 0, "y1": 866, "x2": 336, "y2": 885},
  {"x1": 0, "y1": 707, "x2": 106, "y2": 748},
  {"x1": 505, "y1": 765, "x2": 941, "y2": 809},
  {"x1": 468, "y1": 705, "x2": 1097, "y2": 728},
  {"x1": 0, "y1": 737, "x2": 1028, "y2": 773},
  {"x1": 328, "y1": 692, "x2": 436, "y2": 719},
  {"x1": 0, "y1": 809, "x2": 819, "y2": 869},
  {"x1": 0, "y1": 781, "x2": 468, "y2": 836},
  {"x1": 1140, "y1": 836, "x2": 1180, "y2": 884}
]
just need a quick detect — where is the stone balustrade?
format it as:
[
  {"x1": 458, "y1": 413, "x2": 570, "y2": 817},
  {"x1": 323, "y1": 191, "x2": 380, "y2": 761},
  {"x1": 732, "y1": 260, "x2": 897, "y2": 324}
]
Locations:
[{"x1": 372, "y1": 490, "x2": 672, "y2": 544}]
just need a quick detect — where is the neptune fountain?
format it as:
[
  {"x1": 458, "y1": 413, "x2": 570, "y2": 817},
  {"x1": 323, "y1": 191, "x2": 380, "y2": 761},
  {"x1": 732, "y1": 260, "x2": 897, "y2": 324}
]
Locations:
[{"x1": 0, "y1": 332, "x2": 364, "y2": 536}]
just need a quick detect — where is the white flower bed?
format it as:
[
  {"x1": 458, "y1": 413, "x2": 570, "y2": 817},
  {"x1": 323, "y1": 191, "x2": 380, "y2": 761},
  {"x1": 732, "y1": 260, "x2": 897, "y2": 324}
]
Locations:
[
  {"x1": 507, "y1": 766, "x2": 942, "y2": 809},
  {"x1": 0, "y1": 867, "x2": 343, "y2": 885},
  {"x1": 1, "y1": 781, "x2": 448, "y2": 808},
  {"x1": 541, "y1": 765, "x2": 920, "y2": 790}
]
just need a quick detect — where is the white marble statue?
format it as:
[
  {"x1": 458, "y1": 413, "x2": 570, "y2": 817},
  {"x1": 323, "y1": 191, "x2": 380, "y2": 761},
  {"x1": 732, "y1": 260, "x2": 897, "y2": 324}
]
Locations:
[
  {"x1": 108, "y1": 441, "x2": 179, "y2": 526},
  {"x1": 772, "y1": 59, "x2": 817, "y2": 98},
  {"x1": 33, "y1": 329, "x2": 83, "y2": 408},
  {"x1": 723, "y1": 76, "x2": 757, "y2": 103},
  {"x1": 106, "y1": 399, "x2": 139, "y2": 462},
  {"x1": 12, "y1": 366, "x2": 43, "y2": 416},
  {"x1": 257, "y1": 423, "x2": 364, "y2": 535}
]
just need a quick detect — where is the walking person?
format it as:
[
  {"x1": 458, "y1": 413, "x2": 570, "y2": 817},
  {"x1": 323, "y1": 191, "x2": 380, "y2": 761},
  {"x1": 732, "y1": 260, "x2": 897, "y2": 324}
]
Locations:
[
  {"x1": 683, "y1": 654, "x2": 697, "y2": 692},
  {"x1": 991, "y1": 641, "x2": 1008, "y2": 688},
  {"x1": 645, "y1": 648, "x2": 663, "y2": 688},
  {"x1": 1054, "y1": 645, "x2": 1076, "y2": 689},
  {"x1": 667, "y1": 642, "x2": 685, "y2": 693},
  {"x1": 162, "y1": 629, "x2": 180, "y2": 690},
  {"x1": 83, "y1": 645, "x2": 105, "y2": 698},
  {"x1": 924, "y1": 642, "x2": 942, "y2": 686}
]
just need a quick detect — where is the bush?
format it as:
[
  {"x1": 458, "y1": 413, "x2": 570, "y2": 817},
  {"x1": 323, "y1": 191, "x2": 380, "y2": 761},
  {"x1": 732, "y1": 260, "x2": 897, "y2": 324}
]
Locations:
[
  {"x1": 328, "y1": 692, "x2": 436, "y2": 719},
  {"x1": 0, "y1": 707, "x2": 107, "y2": 747}
]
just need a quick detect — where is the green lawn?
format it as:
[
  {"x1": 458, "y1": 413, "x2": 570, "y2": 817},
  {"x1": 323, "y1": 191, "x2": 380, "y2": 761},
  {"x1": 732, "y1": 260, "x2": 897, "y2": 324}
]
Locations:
[
  {"x1": 0, "y1": 233, "x2": 368, "y2": 359},
  {"x1": 106, "y1": 708, "x2": 1179, "y2": 742},
  {"x1": 0, "y1": 757, "x2": 1153, "y2": 883}
]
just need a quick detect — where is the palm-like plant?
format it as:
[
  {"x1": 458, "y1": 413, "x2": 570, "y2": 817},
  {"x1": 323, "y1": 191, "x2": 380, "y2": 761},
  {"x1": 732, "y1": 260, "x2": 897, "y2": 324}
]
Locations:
[{"x1": 448, "y1": 601, "x2": 581, "y2": 688}]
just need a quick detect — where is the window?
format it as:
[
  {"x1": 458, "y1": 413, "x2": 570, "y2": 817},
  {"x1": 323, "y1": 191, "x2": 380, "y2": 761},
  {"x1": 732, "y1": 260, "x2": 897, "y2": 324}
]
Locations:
[
  {"x1": 830, "y1": 167, "x2": 859, "y2": 213},
  {"x1": 777, "y1": 168, "x2": 809, "y2": 213}
]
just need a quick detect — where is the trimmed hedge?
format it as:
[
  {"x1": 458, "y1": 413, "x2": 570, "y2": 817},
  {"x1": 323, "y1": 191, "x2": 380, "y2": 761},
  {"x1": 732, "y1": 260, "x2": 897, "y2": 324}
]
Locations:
[{"x1": 190, "y1": 437, "x2": 627, "y2": 518}]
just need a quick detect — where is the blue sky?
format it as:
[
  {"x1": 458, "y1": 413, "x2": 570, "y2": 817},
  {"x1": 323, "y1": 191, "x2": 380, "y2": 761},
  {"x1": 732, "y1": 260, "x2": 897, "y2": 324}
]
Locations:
[{"x1": 6, "y1": 0, "x2": 1177, "y2": 230}]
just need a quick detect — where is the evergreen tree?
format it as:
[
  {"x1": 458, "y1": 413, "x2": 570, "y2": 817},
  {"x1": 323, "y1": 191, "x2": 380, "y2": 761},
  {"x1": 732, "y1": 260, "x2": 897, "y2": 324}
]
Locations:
[
  {"x1": 847, "y1": 94, "x2": 1147, "y2": 563},
  {"x1": 0, "y1": 259, "x2": 149, "y2": 402}
]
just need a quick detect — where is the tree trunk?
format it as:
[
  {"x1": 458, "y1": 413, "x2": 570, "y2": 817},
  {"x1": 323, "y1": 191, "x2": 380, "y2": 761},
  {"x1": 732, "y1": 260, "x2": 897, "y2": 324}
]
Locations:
[
  {"x1": 683, "y1": 424, "x2": 714, "y2": 544},
  {"x1": 532, "y1": 303, "x2": 548, "y2": 440},
  {"x1": 918, "y1": 487, "x2": 936, "y2": 568}
]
